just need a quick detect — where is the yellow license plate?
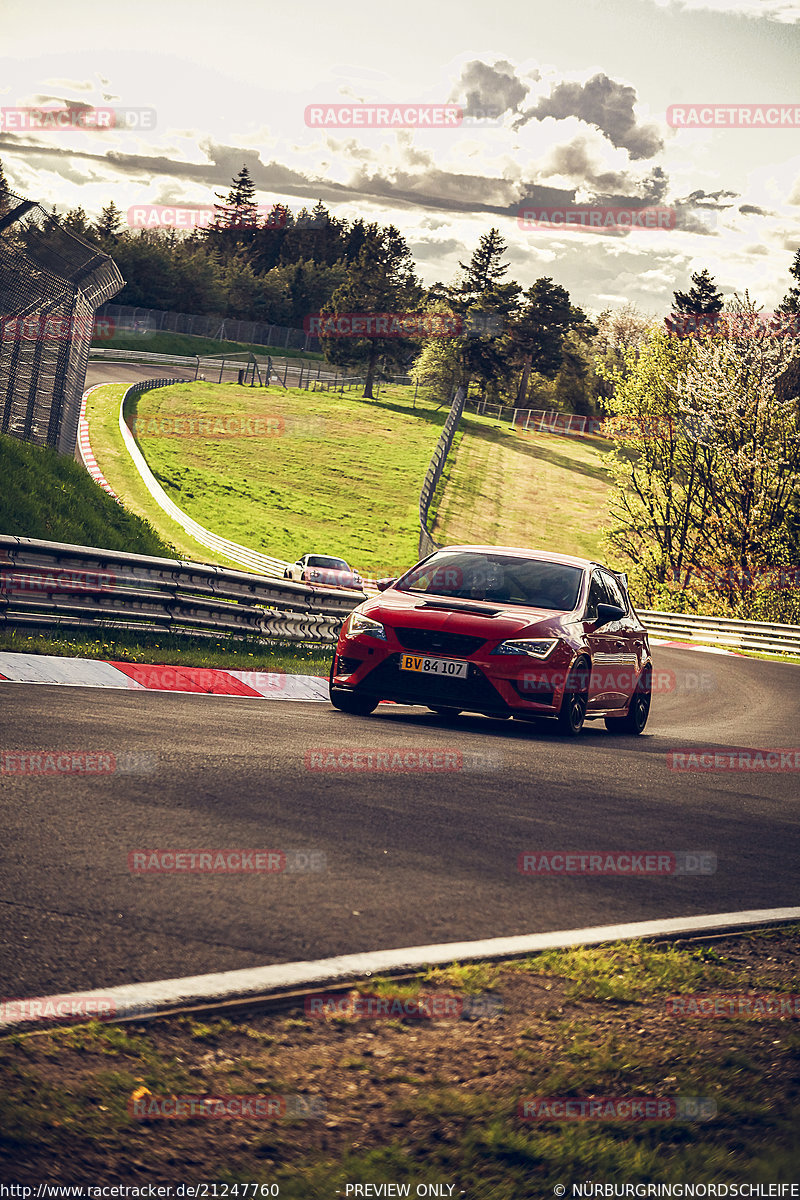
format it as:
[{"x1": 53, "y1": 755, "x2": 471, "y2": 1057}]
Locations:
[{"x1": 400, "y1": 654, "x2": 468, "y2": 679}]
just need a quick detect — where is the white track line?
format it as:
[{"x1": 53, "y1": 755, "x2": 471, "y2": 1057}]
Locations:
[{"x1": 2, "y1": 907, "x2": 797, "y2": 1030}]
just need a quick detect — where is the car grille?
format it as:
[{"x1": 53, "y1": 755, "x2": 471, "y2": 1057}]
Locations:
[
  {"x1": 356, "y1": 655, "x2": 508, "y2": 714},
  {"x1": 393, "y1": 627, "x2": 487, "y2": 656}
]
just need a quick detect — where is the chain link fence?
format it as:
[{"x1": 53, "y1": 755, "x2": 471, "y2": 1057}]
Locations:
[
  {"x1": 0, "y1": 190, "x2": 123, "y2": 455},
  {"x1": 418, "y1": 384, "x2": 468, "y2": 558},
  {"x1": 98, "y1": 302, "x2": 322, "y2": 354}
]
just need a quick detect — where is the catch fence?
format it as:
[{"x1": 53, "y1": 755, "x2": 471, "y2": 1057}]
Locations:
[{"x1": 0, "y1": 190, "x2": 123, "y2": 455}]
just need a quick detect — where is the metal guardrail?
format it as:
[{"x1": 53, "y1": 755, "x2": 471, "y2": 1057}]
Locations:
[
  {"x1": 90, "y1": 347, "x2": 413, "y2": 394},
  {"x1": 90, "y1": 347, "x2": 343, "y2": 383},
  {"x1": 1, "y1": 538, "x2": 797, "y2": 655},
  {"x1": 638, "y1": 609, "x2": 800, "y2": 656},
  {"x1": 120, "y1": 379, "x2": 292, "y2": 577},
  {"x1": 418, "y1": 385, "x2": 467, "y2": 558},
  {"x1": 0, "y1": 536, "x2": 362, "y2": 645}
]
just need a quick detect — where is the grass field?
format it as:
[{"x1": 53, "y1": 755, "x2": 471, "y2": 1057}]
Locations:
[
  {"x1": 86, "y1": 380, "x2": 617, "y2": 576},
  {"x1": 0, "y1": 430, "x2": 173, "y2": 556},
  {"x1": 94, "y1": 329, "x2": 322, "y2": 361},
  {"x1": 433, "y1": 419, "x2": 617, "y2": 564},
  {"x1": 2, "y1": 927, "x2": 797, "y2": 1191},
  {"x1": 114, "y1": 381, "x2": 452, "y2": 575}
]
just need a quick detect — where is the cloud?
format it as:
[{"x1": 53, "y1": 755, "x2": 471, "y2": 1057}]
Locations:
[
  {"x1": 645, "y1": 0, "x2": 800, "y2": 22},
  {"x1": 535, "y1": 136, "x2": 668, "y2": 195},
  {"x1": 449, "y1": 59, "x2": 532, "y2": 120},
  {"x1": 521, "y1": 73, "x2": 664, "y2": 160}
]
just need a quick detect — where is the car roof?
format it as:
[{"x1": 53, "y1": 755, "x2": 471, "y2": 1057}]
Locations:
[{"x1": 434, "y1": 544, "x2": 602, "y2": 571}]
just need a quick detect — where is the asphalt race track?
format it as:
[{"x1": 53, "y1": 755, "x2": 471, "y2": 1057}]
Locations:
[
  {"x1": 86, "y1": 362, "x2": 196, "y2": 388},
  {"x1": 1, "y1": 646, "x2": 798, "y2": 999}
]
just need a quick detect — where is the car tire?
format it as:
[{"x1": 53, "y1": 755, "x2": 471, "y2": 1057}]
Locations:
[
  {"x1": 555, "y1": 659, "x2": 590, "y2": 736},
  {"x1": 605, "y1": 666, "x2": 652, "y2": 735},
  {"x1": 428, "y1": 706, "x2": 462, "y2": 716},
  {"x1": 329, "y1": 660, "x2": 378, "y2": 716}
]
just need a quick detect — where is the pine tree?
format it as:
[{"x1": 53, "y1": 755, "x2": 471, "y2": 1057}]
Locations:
[
  {"x1": 94, "y1": 202, "x2": 124, "y2": 242},
  {"x1": 456, "y1": 228, "x2": 513, "y2": 308},
  {"x1": 449, "y1": 228, "x2": 520, "y2": 396},
  {"x1": 62, "y1": 207, "x2": 91, "y2": 237},
  {"x1": 667, "y1": 269, "x2": 724, "y2": 337},
  {"x1": 321, "y1": 224, "x2": 422, "y2": 398},
  {"x1": 212, "y1": 164, "x2": 258, "y2": 229}
]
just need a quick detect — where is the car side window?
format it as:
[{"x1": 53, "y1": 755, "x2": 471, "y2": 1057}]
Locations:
[
  {"x1": 585, "y1": 572, "x2": 610, "y2": 620},
  {"x1": 600, "y1": 571, "x2": 627, "y2": 612}
]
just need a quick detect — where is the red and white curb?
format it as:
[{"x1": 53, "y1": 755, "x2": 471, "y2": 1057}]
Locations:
[
  {"x1": 77, "y1": 385, "x2": 119, "y2": 499},
  {"x1": 648, "y1": 639, "x2": 735, "y2": 655},
  {"x1": 0, "y1": 652, "x2": 328, "y2": 701},
  {"x1": 1, "y1": 907, "x2": 797, "y2": 1031}
]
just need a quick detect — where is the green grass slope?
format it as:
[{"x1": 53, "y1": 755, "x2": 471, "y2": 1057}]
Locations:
[
  {"x1": 118, "y1": 381, "x2": 448, "y2": 574},
  {"x1": 433, "y1": 416, "x2": 617, "y2": 563},
  {"x1": 0, "y1": 431, "x2": 175, "y2": 557}
]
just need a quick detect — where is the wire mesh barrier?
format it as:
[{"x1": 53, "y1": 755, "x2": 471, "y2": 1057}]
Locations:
[
  {"x1": 0, "y1": 191, "x2": 123, "y2": 455},
  {"x1": 466, "y1": 398, "x2": 597, "y2": 434},
  {"x1": 97, "y1": 302, "x2": 322, "y2": 354},
  {"x1": 418, "y1": 384, "x2": 468, "y2": 558}
]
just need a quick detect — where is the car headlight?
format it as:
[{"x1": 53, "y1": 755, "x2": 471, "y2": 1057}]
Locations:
[
  {"x1": 491, "y1": 638, "x2": 559, "y2": 659},
  {"x1": 347, "y1": 612, "x2": 388, "y2": 640}
]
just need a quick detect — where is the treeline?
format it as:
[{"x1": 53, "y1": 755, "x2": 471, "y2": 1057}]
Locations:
[{"x1": 27, "y1": 161, "x2": 799, "y2": 415}]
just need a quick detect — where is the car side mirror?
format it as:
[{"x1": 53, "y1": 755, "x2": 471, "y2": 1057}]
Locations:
[
  {"x1": 594, "y1": 602, "x2": 626, "y2": 628},
  {"x1": 376, "y1": 577, "x2": 397, "y2": 592}
]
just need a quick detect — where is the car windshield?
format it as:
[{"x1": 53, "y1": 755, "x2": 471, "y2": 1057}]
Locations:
[
  {"x1": 397, "y1": 552, "x2": 584, "y2": 611},
  {"x1": 307, "y1": 556, "x2": 349, "y2": 570}
]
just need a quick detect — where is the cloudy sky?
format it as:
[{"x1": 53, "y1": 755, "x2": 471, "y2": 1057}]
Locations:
[{"x1": 1, "y1": 0, "x2": 798, "y2": 317}]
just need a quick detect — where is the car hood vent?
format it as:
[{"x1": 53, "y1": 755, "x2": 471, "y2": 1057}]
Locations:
[{"x1": 416, "y1": 598, "x2": 503, "y2": 617}]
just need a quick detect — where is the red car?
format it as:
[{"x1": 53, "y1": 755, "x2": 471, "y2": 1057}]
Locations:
[{"x1": 329, "y1": 546, "x2": 652, "y2": 736}]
